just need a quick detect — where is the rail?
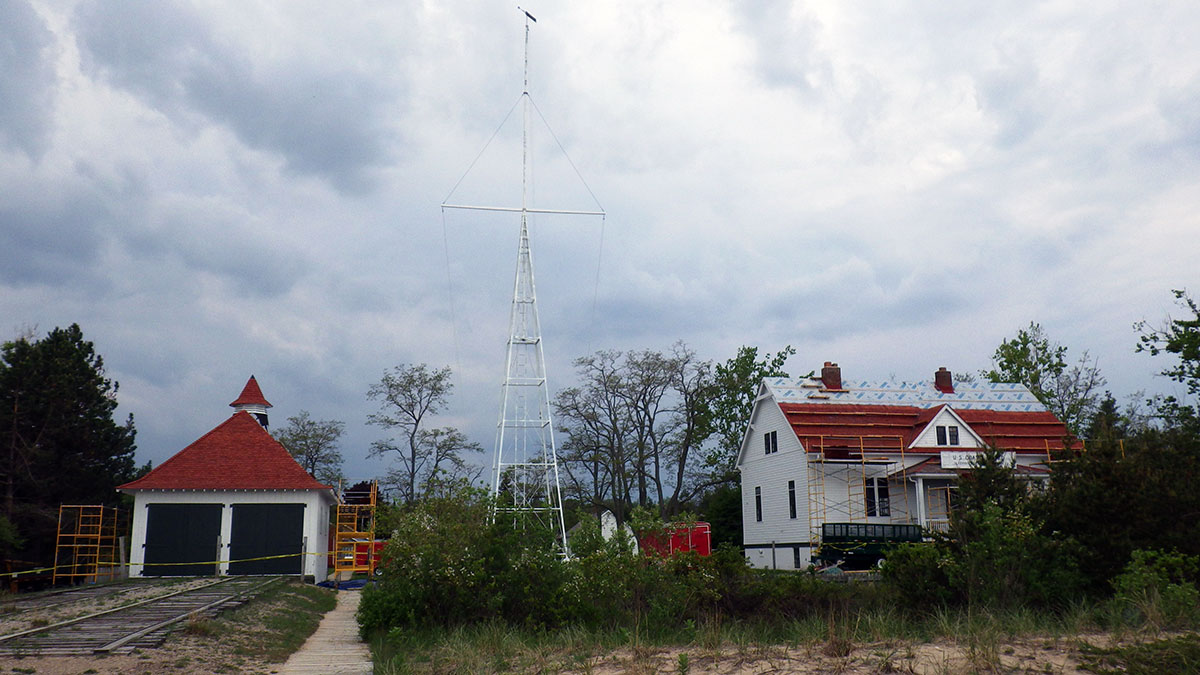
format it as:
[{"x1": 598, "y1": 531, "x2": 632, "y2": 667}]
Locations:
[{"x1": 0, "y1": 576, "x2": 282, "y2": 655}]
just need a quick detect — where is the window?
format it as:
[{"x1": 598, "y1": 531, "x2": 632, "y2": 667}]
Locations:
[
  {"x1": 936, "y1": 424, "x2": 960, "y2": 446},
  {"x1": 764, "y1": 430, "x2": 778, "y2": 455},
  {"x1": 865, "y1": 477, "x2": 891, "y2": 517},
  {"x1": 793, "y1": 546, "x2": 803, "y2": 569},
  {"x1": 755, "y1": 486, "x2": 762, "y2": 522},
  {"x1": 788, "y1": 480, "x2": 797, "y2": 519}
]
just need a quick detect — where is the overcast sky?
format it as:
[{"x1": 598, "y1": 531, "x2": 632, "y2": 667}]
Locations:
[{"x1": 3, "y1": 1, "x2": 1198, "y2": 482}]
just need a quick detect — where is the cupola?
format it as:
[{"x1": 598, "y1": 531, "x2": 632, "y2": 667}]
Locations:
[{"x1": 229, "y1": 375, "x2": 272, "y2": 429}]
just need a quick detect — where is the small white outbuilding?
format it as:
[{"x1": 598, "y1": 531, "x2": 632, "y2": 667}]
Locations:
[{"x1": 119, "y1": 377, "x2": 336, "y2": 578}]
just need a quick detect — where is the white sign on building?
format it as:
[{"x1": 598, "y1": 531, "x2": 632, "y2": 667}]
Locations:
[{"x1": 940, "y1": 450, "x2": 1016, "y2": 469}]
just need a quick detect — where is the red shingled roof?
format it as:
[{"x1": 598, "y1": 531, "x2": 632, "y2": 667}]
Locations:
[
  {"x1": 229, "y1": 376, "x2": 271, "y2": 408},
  {"x1": 118, "y1": 411, "x2": 330, "y2": 491},
  {"x1": 779, "y1": 402, "x2": 1078, "y2": 456}
]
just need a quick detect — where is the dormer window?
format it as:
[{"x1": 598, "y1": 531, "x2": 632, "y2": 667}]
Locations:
[
  {"x1": 936, "y1": 425, "x2": 960, "y2": 446},
  {"x1": 764, "y1": 430, "x2": 779, "y2": 455}
]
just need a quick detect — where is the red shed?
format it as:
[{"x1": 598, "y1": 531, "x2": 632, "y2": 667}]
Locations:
[{"x1": 639, "y1": 522, "x2": 712, "y2": 557}]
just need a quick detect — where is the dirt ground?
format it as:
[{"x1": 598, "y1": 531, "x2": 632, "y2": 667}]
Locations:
[
  {"x1": 0, "y1": 637, "x2": 279, "y2": 675},
  {"x1": 577, "y1": 636, "x2": 1101, "y2": 674},
  {"x1": 0, "y1": 628, "x2": 1176, "y2": 674}
]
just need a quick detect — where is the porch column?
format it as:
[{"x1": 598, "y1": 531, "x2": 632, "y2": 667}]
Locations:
[{"x1": 915, "y1": 477, "x2": 927, "y2": 529}]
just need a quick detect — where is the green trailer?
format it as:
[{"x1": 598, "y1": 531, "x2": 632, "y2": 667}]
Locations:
[{"x1": 814, "y1": 522, "x2": 924, "y2": 570}]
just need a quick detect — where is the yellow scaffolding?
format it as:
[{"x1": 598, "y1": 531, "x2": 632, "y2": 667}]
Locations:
[
  {"x1": 806, "y1": 434, "x2": 912, "y2": 552},
  {"x1": 332, "y1": 481, "x2": 378, "y2": 578},
  {"x1": 806, "y1": 439, "x2": 827, "y2": 551},
  {"x1": 52, "y1": 505, "x2": 124, "y2": 585},
  {"x1": 925, "y1": 484, "x2": 957, "y2": 533}
]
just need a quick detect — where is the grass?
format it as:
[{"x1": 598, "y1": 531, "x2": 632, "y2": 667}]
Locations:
[
  {"x1": 161, "y1": 579, "x2": 336, "y2": 667},
  {"x1": 217, "y1": 580, "x2": 337, "y2": 662},
  {"x1": 1079, "y1": 633, "x2": 1200, "y2": 674},
  {"x1": 368, "y1": 602, "x2": 1200, "y2": 674}
]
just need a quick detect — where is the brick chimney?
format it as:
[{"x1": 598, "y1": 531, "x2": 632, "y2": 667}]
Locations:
[
  {"x1": 934, "y1": 367, "x2": 954, "y2": 394},
  {"x1": 821, "y1": 362, "x2": 842, "y2": 390}
]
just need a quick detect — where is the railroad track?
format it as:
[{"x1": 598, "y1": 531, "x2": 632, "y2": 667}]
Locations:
[
  {"x1": 0, "y1": 576, "x2": 283, "y2": 656},
  {"x1": 0, "y1": 578, "x2": 179, "y2": 616}
]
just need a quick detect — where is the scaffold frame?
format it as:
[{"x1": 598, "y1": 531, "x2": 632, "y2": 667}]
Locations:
[
  {"x1": 52, "y1": 505, "x2": 125, "y2": 585},
  {"x1": 806, "y1": 434, "x2": 913, "y2": 552},
  {"x1": 332, "y1": 481, "x2": 378, "y2": 578}
]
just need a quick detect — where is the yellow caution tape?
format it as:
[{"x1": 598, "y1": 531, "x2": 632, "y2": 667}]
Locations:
[{"x1": 0, "y1": 549, "x2": 375, "y2": 580}]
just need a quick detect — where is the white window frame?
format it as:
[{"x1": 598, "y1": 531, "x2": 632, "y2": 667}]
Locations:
[
  {"x1": 865, "y1": 477, "x2": 891, "y2": 517},
  {"x1": 936, "y1": 424, "x2": 961, "y2": 446},
  {"x1": 764, "y1": 430, "x2": 778, "y2": 455}
]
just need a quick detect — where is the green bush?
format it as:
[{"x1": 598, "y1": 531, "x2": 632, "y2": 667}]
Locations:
[
  {"x1": 734, "y1": 567, "x2": 883, "y2": 619},
  {"x1": 878, "y1": 449, "x2": 1086, "y2": 612},
  {"x1": 880, "y1": 542, "x2": 954, "y2": 609},
  {"x1": 1110, "y1": 549, "x2": 1200, "y2": 629},
  {"x1": 359, "y1": 500, "x2": 895, "y2": 639},
  {"x1": 945, "y1": 504, "x2": 1084, "y2": 610},
  {"x1": 358, "y1": 496, "x2": 494, "y2": 633}
]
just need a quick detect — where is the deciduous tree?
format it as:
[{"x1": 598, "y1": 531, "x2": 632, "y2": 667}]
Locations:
[
  {"x1": 702, "y1": 345, "x2": 795, "y2": 480},
  {"x1": 1136, "y1": 289, "x2": 1200, "y2": 429},
  {"x1": 275, "y1": 410, "x2": 345, "y2": 486},
  {"x1": 983, "y1": 322, "x2": 1104, "y2": 435},
  {"x1": 367, "y1": 364, "x2": 481, "y2": 504},
  {"x1": 555, "y1": 342, "x2": 715, "y2": 521}
]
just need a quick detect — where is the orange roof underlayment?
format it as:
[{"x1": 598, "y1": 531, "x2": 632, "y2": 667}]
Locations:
[
  {"x1": 119, "y1": 411, "x2": 329, "y2": 491},
  {"x1": 780, "y1": 402, "x2": 1079, "y2": 454}
]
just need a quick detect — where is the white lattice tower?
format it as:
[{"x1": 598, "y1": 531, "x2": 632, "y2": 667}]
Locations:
[
  {"x1": 490, "y1": 210, "x2": 568, "y2": 549},
  {"x1": 442, "y1": 9, "x2": 602, "y2": 556}
]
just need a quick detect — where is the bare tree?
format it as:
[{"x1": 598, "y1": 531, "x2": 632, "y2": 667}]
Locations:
[
  {"x1": 554, "y1": 342, "x2": 716, "y2": 522},
  {"x1": 417, "y1": 427, "x2": 483, "y2": 497},
  {"x1": 367, "y1": 364, "x2": 481, "y2": 504},
  {"x1": 275, "y1": 410, "x2": 345, "y2": 486},
  {"x1": 556, "y1": 351, "x2": 631, "y2": 522},
  {"x1": 663, "y1": 343, "x2": 717, "y2": 514}
]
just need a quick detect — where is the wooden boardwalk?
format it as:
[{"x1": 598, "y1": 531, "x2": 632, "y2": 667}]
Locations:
[{"x1": 279, "y1": 590, "x2": 373, "y2": 674}]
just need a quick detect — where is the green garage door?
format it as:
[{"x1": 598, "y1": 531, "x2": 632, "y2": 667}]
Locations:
[
  {"x1": 143, "y1": 503, "x2": 223, "y2": 576},
  {"x1": 229, "y1": 504, "x2": 305, "y2": 575}
]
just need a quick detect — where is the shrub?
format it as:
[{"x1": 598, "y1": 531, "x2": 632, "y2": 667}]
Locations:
[
  {"x1": 1110, "y1": 549, "x2": 1200, "y2": 629},
  {"x1": 359, "y1": 500, "x2": 892, "y2": 640},
  {"x1": 880, "y1": 542, "x2": 955, "y2": 609},
  {"x1": 879, "y1": 449, "x2": 1086, "y2": 612},
  {"x1": 359, "y1": 496, "x2": 494, "y2": 634},
  {"x1": 945, "y1": 504, "x2": 1084, "y2": 610}
]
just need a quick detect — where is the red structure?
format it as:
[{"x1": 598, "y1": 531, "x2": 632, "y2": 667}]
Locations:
[
  {"x1": 639, "y1": 522, "x2": 712, "y2": 557},
  {"x1": 356, "y1": 540, "x2": 385, "y2": 569}
]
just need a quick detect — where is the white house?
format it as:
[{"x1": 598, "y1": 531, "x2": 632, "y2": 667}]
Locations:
[
  {"x1": 737, "y1": 362, "x2": 1076, "y2": 570},
  {"x1": 119, "y1": 377, "x2": 337, "y2": 579}
]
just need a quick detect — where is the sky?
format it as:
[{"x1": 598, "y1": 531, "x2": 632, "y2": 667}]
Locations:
[{"x1": 3, "y1": 1, "x2": 1198, "y2": 483}]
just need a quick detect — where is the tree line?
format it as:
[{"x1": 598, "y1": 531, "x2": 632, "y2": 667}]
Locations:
[{"x1": 3, "y1": 288, "x2": 1197, "y2": 573}]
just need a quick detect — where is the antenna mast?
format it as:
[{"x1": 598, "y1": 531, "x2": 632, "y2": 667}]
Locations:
[{"x1": 442, "y1": 8, "x2": 602, "y2": 556}]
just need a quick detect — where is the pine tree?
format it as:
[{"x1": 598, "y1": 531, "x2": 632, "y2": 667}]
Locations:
[{"x1": 0, "y1": 325, "x2": 137, "y2": 568}]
